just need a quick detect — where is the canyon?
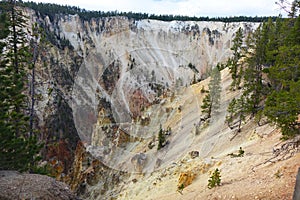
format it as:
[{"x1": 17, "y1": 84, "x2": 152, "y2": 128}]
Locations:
[{"x1": 21, "y1": 8, "x2": 299, "y2": 200}]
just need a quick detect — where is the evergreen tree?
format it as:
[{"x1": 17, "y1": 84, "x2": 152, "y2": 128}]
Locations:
[
  {"x1": 226, "y1": 96, "x2": 246, "y2": 132},
  {"x1": 208, "y1": 168, "x2": 221, "y2": 189},
  {"x1": 201, "y1": 67, "x2": 221, "y2": 119},
  {"x1": 157, "y1": 124, "x2": 166, "y2": 150},
  {"x1": 243, "y1": 22, "x2": 271, "y2": 116},
  {"x1": 226, "y1": 98, "x2": 237, "y2": 126},
  {"x1": 228, "y1": 27, "x2": 244, "y2": 90},
  {"x1": 201, "y1": 93, "x2": 212, "y2": 119},
  {"x1": 265, "y1": 17, "x2": 284, "y2": 66},
  {"x1": 264, "y1": 84, "x2": 300, "y2": 139},
  {"x1": 226, "y1": 3, "x2": 300, "y2": 139},
  {"x1": 0, "y1": 1, "x2": 41, "y2": 172},
  {"x1": 264, "y1": 18, "x2": 300, "y2": 138}
]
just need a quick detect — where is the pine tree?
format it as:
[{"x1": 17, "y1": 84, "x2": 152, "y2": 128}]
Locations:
[
  {"x1": 209, "y1": 67, "x2": 222, "y2": 111},
  {"x1": 208, "y1": 168, "x2": 221, "y2": 189},
  {"x1": 225, "y1": 98, "x2": 237, "y2": 127},
  {"x1": 225, "y1": 4, "x2": 300, "y2": 138},
  {"x1": 264, "y1": 18, "x2": 300, "y2": 138},
  {"x1": 226, "y1": 20, "x2": 274, "y2": 129},
  {"x1": 201, "y1": 67, "x2": 222, "y2": 120},
  {"x1": 0, "y1": 1, "x2": 41, "y2": 172},
  {"x1": 245, "y1": 9, "x2": 299, "y2": 138},
  {"x1": 157, "y1": 124, "x2": 166, "y2": 150},
  {"x1": 228, "y1": 27, "x2": 244, "y2": 90},
  {"x1": 276, "y1": 0, "x2": 300, "y2": 18},
  {"x1": 266, "y1": 17, "x2": 282, "y2": 66},
  {"x1": 264, "y1": 86, "x2": 300, "y2": 139},
  {"x1": 201, "y1": 93, "x2": 212, "y2": 119},
  {"x1": 226, "y1": 96, "x2": 246, "y2": 132},
  {"x1": 243, "y1": 22, "x2": 271, "y2": 116}
]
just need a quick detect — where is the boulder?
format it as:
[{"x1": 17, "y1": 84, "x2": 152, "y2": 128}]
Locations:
[
  {"x1": 0, "y1": 171, "x2": 80, "y2": 200},
  {"x1": 189, "y1": 151, "x2": 200, "y2": 159},
  {"x1": 131, "y1": 153, "x2": 147, "y2": 173}
]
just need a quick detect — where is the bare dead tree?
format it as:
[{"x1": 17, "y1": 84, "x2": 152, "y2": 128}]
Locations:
[
  {"x1": 252, "y1": 135, "x2": 300, "y2": 172},
  {"x1": 276, "y1": 0, "x2": 300, "y2": 17}
]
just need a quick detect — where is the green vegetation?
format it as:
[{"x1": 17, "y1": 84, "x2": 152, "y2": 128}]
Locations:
[
  {"x1": 200, "y1": 86, "x2": 208, "y2": 93},
  {"x1": 157, "y1": 125, "x2": 172, "y2": 150},
  {"x1": 274, "y1": 169, "x2": 283, "y2": 178},
  {"x1": 208, "y1": 168, "x2": 221, "y2": 189},
  {"x1": 228, "y1": 147, "x2": 245, "y2": 157},
  {"x1": 177, "y1": 183, "x2": 184, "y2": 194},
  {"x1": 22, "y1": 1, "x2": 276, "y2": 22},
  {"x1": 201, "y1": 93, "x2": 212, "y2": 119},
  {"x1": 157, "y1": 125, "x2": 166, "y2": 150},
  {"x1": 201, "y1": 67, "x2": 221, "y2": 119},
  {"x1": 0, "y1": 1, "x2": 42, "y2": 172},
  {"x1": 226, "y1": 1, "x2": 300, "y2": 139},
  {"x1": 228, "y1": 27, "x2": 245, "y2": 90},
  {"x1": 225, "y1": 96, "x2": 246, "y2": 132}
]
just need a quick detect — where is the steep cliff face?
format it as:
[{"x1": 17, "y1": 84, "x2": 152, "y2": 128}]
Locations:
[
  {"x1": 53, "y1": 13, "x2": 258, "y2": 144},
  {"x1": 25, "y1": 8, "x2": 264, "y2": 199}
]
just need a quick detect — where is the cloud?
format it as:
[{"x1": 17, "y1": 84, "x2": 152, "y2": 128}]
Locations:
[
  {"x1": 152, "y1": 0, "x2": 188, "y2": 2},
  {"x1": 168, "y1": 0, "x2": 281, "y2": 17},
  {"x1": 27, "y1": 0, "x2": 283, "y2": 17}
]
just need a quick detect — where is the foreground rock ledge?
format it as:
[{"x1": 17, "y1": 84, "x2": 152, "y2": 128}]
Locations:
[{"x1": 0, "y1": 171, "x2": 80, "y2": 200}]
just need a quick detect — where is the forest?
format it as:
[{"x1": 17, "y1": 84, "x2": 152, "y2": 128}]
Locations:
[{"x1": 224, "y1": 1, "x2": 300, "y2": 139}]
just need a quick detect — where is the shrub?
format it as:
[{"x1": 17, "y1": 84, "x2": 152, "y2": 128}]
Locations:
[{"x1": 208, "y1": 168, "x2": 221, "y2": 189}]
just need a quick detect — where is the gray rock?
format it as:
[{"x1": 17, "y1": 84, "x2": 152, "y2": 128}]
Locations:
[
  {"x1": 131, "y1": 153, "x2": 147, "y2": 173},
  {"x1": 0, "y1": 171, "x2": 80, "y2": 200},
  {"x1": 189, "y1": 151, "x2": 200, "y2": 159},
  {"x1": 293, "y1": 168, "x2": 300, "y2": 200}
]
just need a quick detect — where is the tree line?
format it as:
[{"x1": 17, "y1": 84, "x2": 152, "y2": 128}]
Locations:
[
  {"x1": 224, "y1": 1, "x2": 300, "y2": 139},
  {"x1": 20, "y1": 1, "x2": 277, "y2": 22},
  {"x1": 200, "y1": 0, "x2": 299, "y2": 139}
]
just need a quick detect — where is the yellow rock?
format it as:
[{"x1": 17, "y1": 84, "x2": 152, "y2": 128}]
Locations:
[{"x1": 177, "y1": 171, "x2": 196, "y2": 188}]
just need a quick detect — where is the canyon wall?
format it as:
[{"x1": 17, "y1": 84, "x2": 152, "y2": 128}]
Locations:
[{"x1": 26, "y1": 9, "x2": 260, "y2": 199}]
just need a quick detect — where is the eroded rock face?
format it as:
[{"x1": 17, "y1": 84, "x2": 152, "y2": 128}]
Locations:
[
  {"x1": 0, "y1": 171, "x2": 79, "y2": 200},
  {"x1": 63, "y1": 142, "x2": 128, "y2": 199},
  {"x1": 27, "y1": 7, "x2": 259, "y2": 156},
  {"x1": 22, "y1": 8, "x2": 260, "y2": 199},
  {"x1": 57, "y1": 14, "x2": 259, "y2": 147}
]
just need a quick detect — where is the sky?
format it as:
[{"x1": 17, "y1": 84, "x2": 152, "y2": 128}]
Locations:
[{"x1": 25, "y1": 0, "x2": 287, "y2": 17}]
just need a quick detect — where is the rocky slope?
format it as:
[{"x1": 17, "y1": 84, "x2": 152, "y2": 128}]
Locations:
[
  {"x1": 22, "y1": 7, "x2": 300, "y2": 200},
  {"x1": 115, "y1": 68, "x2": 300, "y2": 200}
]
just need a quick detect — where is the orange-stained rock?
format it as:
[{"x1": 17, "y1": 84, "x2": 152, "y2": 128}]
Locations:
[{"x1": 178, "y1": 171, "x2": 197, "y2": 188}]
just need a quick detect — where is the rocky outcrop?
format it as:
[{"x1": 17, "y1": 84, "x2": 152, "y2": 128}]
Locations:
[
  {"x1": 131, "y1": 153, "x2": 147, "y2": 173},
  {"x1": 189, "y1": 151, "x2": 200, "y2": 159},
  {"x1": 63, "y1": 141, "x2": 128, "y2": 199},
  {"x1": 178, "y1": 171, "x2": 197, "y2": 189},
  {"x1": 0, "y1": 171, "x2": 79, "y2": 200}
]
